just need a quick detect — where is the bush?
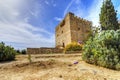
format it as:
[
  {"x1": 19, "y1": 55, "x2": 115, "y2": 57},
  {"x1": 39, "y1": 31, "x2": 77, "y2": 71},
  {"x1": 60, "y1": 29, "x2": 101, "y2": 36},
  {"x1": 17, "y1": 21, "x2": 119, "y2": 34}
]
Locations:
[
  {"x1": 82, "y1": 30, "x2": 120, "y2": 70},
  {"x1": 21, "y1": 49, "x2": 26, "y2": 54},
  {"x1": 16, "y1": 49, "x2": 21, "y2": 55},
  {"x1": 16, "y1": 49, "x2": 26, "y2": 55},
  {"x1": 0, "y1": 42, "x2": 16, "y2": 61},
  {"x1": 64, "y1": 42, "x2": 83, "y2": 53},
  {"x1": 28, "y1": 53, "x2": 32, "y2": 63}
]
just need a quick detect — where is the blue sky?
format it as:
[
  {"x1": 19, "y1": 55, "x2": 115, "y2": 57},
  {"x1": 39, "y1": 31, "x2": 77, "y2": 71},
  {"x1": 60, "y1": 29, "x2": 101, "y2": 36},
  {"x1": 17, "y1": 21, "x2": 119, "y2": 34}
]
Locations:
[{"x1": 0, "y1": 0, "x2": 120, "y2": 49}]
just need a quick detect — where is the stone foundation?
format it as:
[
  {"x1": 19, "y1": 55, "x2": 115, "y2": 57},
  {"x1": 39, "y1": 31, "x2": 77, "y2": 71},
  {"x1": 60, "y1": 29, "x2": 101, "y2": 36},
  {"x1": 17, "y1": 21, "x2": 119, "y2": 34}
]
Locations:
[{"x1": 27, "y1": 47, "x2": 63, "y2": 54}]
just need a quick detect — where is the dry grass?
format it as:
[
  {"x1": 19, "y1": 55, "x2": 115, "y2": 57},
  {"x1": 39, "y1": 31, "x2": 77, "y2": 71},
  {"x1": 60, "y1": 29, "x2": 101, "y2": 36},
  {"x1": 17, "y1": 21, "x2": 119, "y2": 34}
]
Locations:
[{"x1": 0, "y1": 54, "x2": 120, "y2": 80}]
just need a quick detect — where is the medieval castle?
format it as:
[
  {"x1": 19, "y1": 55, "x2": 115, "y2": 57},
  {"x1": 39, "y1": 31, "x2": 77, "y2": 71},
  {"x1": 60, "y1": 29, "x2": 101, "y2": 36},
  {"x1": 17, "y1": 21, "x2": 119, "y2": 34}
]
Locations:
[
  {"x1": 27, "y1": 12, "x2": 92, "y2": 54},
  {"x1": 55, "y1": 12, "x2": 92, "y2": 48}
]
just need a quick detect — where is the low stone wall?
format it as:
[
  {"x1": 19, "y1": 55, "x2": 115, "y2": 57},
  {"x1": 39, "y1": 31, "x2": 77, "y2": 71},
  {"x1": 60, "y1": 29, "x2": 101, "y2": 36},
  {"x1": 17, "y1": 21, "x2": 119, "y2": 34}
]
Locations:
[
  {"x1": 27, "y1": 48, "x2": 63, "y2": 54},
  {"x1": 65, "y1": 51, "x2": 82, "y2": 54}
]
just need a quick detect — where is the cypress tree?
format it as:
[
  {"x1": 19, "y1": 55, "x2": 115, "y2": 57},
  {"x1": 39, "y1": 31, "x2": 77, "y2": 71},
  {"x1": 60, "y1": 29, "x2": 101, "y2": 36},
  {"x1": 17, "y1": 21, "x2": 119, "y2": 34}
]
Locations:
[{"x1": 100, "y1": 0, "x2": 119, "y2": 30}]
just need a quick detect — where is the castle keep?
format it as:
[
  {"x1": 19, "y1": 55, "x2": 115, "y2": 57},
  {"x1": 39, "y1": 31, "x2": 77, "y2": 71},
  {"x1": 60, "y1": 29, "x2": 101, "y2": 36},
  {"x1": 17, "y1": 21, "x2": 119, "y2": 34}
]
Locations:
[
  {"x1": 27, "y1": 12, "x2": 92, "y2": 54},
  {"x1": 55, "y1": 12, "x2": 92, "y2": 48}
]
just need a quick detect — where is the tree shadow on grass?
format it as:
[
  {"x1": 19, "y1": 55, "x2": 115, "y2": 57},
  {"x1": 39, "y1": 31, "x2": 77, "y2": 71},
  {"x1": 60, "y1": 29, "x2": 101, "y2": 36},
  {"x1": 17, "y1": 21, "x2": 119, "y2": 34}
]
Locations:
[{"x1": 0, "y1": 59, "x2": 16, "y2": 64}]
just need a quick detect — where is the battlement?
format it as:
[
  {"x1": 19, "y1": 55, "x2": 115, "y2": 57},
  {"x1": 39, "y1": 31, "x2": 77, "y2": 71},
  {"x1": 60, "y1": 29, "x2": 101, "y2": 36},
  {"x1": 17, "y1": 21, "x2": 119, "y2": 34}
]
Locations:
[
  {"x1": 55, "y1": 12, "x2": 91, "y2": 32},
  {"x1": 55, "y1": 12, "x2": 92, "y2": 48},
  {"x1": 67, "y1": 12, "x2": 91, "y2": 23}
]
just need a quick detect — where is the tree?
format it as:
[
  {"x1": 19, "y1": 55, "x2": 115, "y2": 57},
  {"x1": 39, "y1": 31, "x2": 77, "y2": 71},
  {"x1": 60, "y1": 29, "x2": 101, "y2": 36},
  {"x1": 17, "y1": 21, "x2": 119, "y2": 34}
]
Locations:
[
  {"x1": 16, "y1": 49, "x2": 20, "y2": 54},
  {"x1": 100, "y1": 0, "x2": 119, "y2": 30},
  {"x1": 21, "y1": 49, "x2": 26, "y2": 54},
  {"x1": 82, "y1": 30, "x2": 120, "y2": 70},
  {"x1": 119, "y1": 21, "x2": 120, "y2": 28},
  {"x1": 0, "y1": 42, "x2": 16, "y2": 61}
]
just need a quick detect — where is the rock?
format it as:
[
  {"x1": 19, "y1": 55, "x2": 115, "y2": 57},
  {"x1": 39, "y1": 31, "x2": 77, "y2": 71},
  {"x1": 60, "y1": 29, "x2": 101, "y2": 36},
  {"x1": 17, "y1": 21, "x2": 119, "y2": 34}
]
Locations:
[{"x1": 74, "y1": 61, "x2": 78, "y2": 64}]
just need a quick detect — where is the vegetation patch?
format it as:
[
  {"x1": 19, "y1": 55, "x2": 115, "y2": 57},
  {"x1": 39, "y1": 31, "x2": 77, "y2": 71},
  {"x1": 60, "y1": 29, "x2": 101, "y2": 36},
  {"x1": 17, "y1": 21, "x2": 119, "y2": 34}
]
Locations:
[
  {"x1": 64, "y1": 42, "x2": 83, "y2": 53},
  {"x1": 0, "y1": 42, "x2": 16, "y2": 61},
  {"x1": 82, "y1": 30, "x2": 120, "y2": 70}
]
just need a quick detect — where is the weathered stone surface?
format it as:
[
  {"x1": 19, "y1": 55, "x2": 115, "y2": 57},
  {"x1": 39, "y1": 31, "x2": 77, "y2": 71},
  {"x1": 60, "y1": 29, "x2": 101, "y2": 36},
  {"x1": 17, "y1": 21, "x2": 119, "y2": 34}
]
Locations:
[
  {"x1": 55, "y1": 12, "x2": 92, "y2": 48},
  {"x1": 27, "y1": 48, "x2": 63, "y2": 54}
]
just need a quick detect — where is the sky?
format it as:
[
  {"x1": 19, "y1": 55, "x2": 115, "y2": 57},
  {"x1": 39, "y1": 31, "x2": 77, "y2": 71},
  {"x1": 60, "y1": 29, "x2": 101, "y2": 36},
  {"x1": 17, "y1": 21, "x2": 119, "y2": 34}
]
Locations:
[{"x1": 0, "y1": 0, "x2": 120, "y2": 50}]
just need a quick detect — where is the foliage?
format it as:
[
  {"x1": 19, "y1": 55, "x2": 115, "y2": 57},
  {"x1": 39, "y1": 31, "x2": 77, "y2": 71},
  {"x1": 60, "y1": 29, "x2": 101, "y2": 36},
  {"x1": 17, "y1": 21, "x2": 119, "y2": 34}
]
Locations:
[
  {"x1": 0, "y1": 42, "x2": 16, "y2": 61},
  {"x1": 99, "y1": 0, "x2": 119, "y2": 30},
  {"x1": 64, "y1": 42, "x2": 83, "y2": 53},
  {"x1": 82, "y1": 30, "x2": 120, "y2": 70},
  {"x1": 84, "y1": 29, "x2": 93, "y2": 42},
  {"x1": 16, "y1": 49, "x2": 21, "y2": 55},
  {"x1": 16, "y1": 49, "x2": 27, "y2": 55},
  {"x1": 21, "y1": 49, "x2": 26, "y2": 54},
  {"x1": 28, "y1": 53, "x2": 32, "y2": 63},
  {"x1": 119, "y1": 23, "x2": 120, "y2": 28},
  {"x1": 92, "y1": 26, "x2": 101, "y2": 36}
]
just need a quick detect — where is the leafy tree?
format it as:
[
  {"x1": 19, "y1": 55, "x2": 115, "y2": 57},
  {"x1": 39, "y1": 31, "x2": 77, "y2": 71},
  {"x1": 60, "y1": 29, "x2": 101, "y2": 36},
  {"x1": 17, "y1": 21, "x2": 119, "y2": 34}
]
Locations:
[
  {"x1": 119, "y1": 22, "x2": 120, "y2": 28},
  {"x1": 92, "y1": 26, "x2": 101, "y2": 36},
  {"x1": 0, "y1": 42, "x2": 16, "y2": 61},
  {"x1": 82, "y1": 30, "x2": 120, "y2": 70},
  {"x1": 21, "y1": 49, "x2": 26, "y2": 54},
  {"x1": 16, "y1": 49, "x2": 20, "y2": 54},
  {"x1": 100, "y1": 0, "x2": 119, "y2": 30}
]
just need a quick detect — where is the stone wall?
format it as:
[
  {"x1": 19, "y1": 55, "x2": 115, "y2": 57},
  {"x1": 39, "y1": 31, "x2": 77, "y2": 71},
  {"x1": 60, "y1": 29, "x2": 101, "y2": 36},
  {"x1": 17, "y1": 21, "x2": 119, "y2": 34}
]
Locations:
[
  {"x1": 55, "y1": 12, "x2": 71, "y2": 48},
  {"x1": 27, "y1": 48, "x2": 63, "y2": 54},
  {"x1": 55, "y1": 12, "x2": 92, "y2": 48},
  {"x1": 69, "y1": 13, "x2": 92, "y2": 42}
]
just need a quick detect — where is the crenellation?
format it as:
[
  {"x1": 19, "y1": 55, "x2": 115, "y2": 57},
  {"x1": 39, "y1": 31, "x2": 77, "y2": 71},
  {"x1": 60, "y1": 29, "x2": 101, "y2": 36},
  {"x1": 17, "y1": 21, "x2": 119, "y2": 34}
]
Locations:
[
  {"x1": 27, "y1": 12, "x2": 92, "y2": 54},
  {"x1": 55, "y1": 12, "x2": 92, "y2": 48}
]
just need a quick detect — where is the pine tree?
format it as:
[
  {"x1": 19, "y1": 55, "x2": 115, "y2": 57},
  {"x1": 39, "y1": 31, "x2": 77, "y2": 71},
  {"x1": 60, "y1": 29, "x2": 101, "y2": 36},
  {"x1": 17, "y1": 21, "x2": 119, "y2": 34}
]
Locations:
[{"x1": 100, "y1": 0, "x2": 119, "y2": 30}]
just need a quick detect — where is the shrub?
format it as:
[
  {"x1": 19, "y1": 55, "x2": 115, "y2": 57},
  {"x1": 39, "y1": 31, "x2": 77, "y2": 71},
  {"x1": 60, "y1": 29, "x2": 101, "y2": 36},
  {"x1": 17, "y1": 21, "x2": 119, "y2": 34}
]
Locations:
[
  {"x1": 28, "y1": 53, "x2": 32, "y2": 63},
  {"x1": 64, "y1": 42, "x2": 83, "y2": 53},
  {"x1": 0, "y1": 42, "x2": 16, "y2": 61},
  {"x1": 16, "y1": 49, "x2": 26, "y2": 55},
  {"x1": 82, "y1": 30, "x2": 120, "y2": 70},
  {"x1": 16, "y1": 49, "x2": 21, "y2": 55},
  {"x1": 21, "y1": 49, "x2": 26, "y2": 54}
]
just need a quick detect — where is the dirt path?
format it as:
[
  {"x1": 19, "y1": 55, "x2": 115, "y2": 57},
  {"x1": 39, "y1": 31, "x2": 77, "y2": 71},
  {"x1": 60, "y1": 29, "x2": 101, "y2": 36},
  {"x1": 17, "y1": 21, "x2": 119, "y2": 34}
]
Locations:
[{"x1": 0, "y1": 54, "x2": 120, "y2": 80}]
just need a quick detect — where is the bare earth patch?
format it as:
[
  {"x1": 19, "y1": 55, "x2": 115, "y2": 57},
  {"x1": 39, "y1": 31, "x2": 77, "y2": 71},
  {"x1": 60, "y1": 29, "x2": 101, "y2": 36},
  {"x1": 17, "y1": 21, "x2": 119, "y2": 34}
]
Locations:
[{"x1": 0, "y1": 54, "x2": 120, "y2": 80}]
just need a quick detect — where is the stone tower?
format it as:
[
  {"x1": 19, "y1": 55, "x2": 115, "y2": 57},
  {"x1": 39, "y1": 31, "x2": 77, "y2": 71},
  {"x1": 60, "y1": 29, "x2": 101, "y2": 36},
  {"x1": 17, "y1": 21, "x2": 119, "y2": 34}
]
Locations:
[{"x1": 55, "y1": 12, "x2": 92, "y2": 48}]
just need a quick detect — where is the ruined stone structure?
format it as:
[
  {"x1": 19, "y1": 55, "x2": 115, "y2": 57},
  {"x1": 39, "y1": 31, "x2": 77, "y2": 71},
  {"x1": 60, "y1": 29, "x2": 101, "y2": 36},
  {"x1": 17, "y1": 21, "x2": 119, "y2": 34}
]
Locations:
[
  {"x1": 27, "y1": 12, "x2": 92, "y2": 54},
  {"x1": 55, "y1": 12, "x2": 92, "y2": 48},
  {"x1": 27, "y1": 48, "x2": 63, "y2": 54}
]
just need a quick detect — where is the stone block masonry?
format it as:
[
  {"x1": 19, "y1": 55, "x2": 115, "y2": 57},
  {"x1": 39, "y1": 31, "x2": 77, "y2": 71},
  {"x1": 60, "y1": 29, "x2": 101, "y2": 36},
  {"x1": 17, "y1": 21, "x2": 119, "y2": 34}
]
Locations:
[
  {"x1": 27, "y1": 48, "x2": 63, "y2": 54},
  {"x1": 55, "y1": 12, "x2": 92, "y2": 48},
  {"x1": 27, "y1": 12, "x2": 92, "y2": 54}
]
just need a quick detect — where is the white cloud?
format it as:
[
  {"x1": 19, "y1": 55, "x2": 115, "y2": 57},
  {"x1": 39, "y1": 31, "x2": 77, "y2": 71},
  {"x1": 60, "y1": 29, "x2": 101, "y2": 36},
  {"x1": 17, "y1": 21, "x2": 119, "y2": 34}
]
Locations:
[
  {"x1": 63, "y1": 0, "x2": 84, "y2": 19},
  {"x1": 45, "y1": 1, "x2": 49, "y2": 5},
  {"x1": 0, "y1": 0, "x2": 41, "y2": 23},
  {"x1": 0, "y1": 0, "x2": 55, "y2": 49},
  {"x1": 0, "y1": 0, "x2": 21, "y2": 23},
  {"x1": 85, "y1": 0, "x2": 103, "y2": 26},
  {"x1": 53, "y1": 4, "x2": 56, "y2": 7},
  {"x1": 45, "y1": 0, "x2": 56, "y2": 7},
  {"x1": 63, "y1": 0, "x2": 103, "y2": 26},
  {"x1": 72, "y1": 6, "x2": 84, "y2": 18},
  {"x1": 63, "y1": 0, "x2": 74, "y2": 16},
  {"x1": 86, "y1": 0, "x2": 120, "y2": 26},
  {"x1": 117, "y1": 5, "x2": 120, "y2": 17},
  {"x1": 0, "y1": 23, "x2": 33, "y2": 44},
  {"x1": 75, "y1": 0, "x2": 81, "y2": 4},
  {"x1": 0, "y1": 22, "x2": 55, "y2": 49},
  {"x1": 51, "y1": 0, "x2": 56, "y2": 7},
  {"x1": 54, "y1": 17, "x2": 62, "y2": 21}
]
